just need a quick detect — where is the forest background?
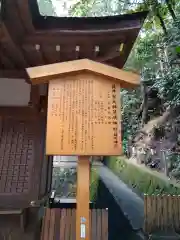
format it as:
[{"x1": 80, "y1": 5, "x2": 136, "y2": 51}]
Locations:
[{"x1": 38, "y1": 0, "x2": 180, "y2": 180}]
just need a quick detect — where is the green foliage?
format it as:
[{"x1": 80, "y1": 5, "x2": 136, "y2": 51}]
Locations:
[
  {"x1": 90, "y1": 168, "x2": 99, "y2": 200},
  {"x1": 153, "y1": 19, "x2": 180, "y2": 106},
  {"x1": 69, "y1": 0, "x2": 141, "y2": 17},
  {"x1": 69, "y1": 0, "x2": 97, "y2": 17},
  {"x1": 122, "y1": 15, "x2": 180, "y2": 151},
  {"x1": 175, "y1": 46, "x2": 180, "y2": 53},
  {"x1": 121, "y1": 34, "x2": 160, "y2": 151},
  {"x1": 70, "y1": 0, "x2": 180, "y2": 153},
  {"x1": 52, "y1": 167, "x2": 99, "y2": 200},
  {"x1": 107, "y1": 156, "x2": 180, "y2": 194},
  {"x1": 121, "y1": 88, "x2": 141, "y2": 152}
]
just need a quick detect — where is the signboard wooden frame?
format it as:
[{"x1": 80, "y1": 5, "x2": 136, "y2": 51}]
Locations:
[
  {"x1": 27, "y1": 59, "x2": 140, "y2": 157},
  {"x1": 27, "y1": 59, "x2": 140, "y2": 240}
]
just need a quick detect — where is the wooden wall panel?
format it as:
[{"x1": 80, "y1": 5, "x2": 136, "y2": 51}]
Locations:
[
  {"x1": 46, "y1": 72, "x2": 122, "y2": 156},
  {"x1": 0, "y1": 116, "x2": 46, "y2": 208}
]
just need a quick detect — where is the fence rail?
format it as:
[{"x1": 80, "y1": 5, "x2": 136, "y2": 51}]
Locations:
[{"x1": 144, "y1": 194, "x2": 180, "y2": 233}]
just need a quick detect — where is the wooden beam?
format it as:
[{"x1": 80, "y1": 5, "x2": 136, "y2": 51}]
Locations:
[
  {"x1": 24, "y1": 30, "x2": 128, "y2": 45},
  {"x1": 0, "y1": 46, "x2": 16, "y2": 69},
  {"x1": 41, "y1": 44, "x2": 61, "y2": 64},
  {"x1": 76, "y1": 157, "x2": 90, "y2": 240},
  {"x1": 22, "y1": 44, "x2": 45, "y2": 66},
  {"x1": 0, "y1": 70, "x2": 27, "y2": 79},
  {"x1": 0, "y1": 23, "x2": 5, "y2": 40},
  {"x1": 0, "y1": 107, "x2": 44, "y2": 119},
  {"x1": 31, "y1": 26, "x2": 139, "y2": 36},
  {"x1": 16, "y1": 0, "x2": 34, "y2": 34},
  {"x1": 97, "y1": 44, "x2": 122, "y2": 62},
  {"x1": 99, "y1": 53, "x2": 120, "y2": 62},
  {"x1": 1, "y1": 24, "x2": 29, "y2": 68},
  {"x1": 1, "y1": 0, "x2": 25, "y2": 41},
  {"x1": 29, "y1": 85, "x2": 40, "y2": 111}
]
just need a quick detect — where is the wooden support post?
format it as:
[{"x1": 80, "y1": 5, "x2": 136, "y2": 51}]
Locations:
[{"x1": 76, "y1": 156, "x2": 90, "y2": 240}]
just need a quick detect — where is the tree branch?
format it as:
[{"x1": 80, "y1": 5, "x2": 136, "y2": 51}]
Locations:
[{"x1": 165, "y1": 0, "x2": 176, "y2": 21}]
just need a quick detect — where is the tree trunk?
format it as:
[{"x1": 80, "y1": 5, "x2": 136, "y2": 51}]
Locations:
[
  {"x1": 156, "y1": 11, "x2": 168, "y2": 35},
  {"x1": 161, "y1": 150, "x2": 169, "y2": 177},
  {"x1": 141, "y1": 83, "x2": 148, "y2": 126},
  {"x1": 165, "y1": 0, "x2": 177, "y2": 21},
  {"x1": 149, "y1": 0, "x2": 167, "y2": 35}
]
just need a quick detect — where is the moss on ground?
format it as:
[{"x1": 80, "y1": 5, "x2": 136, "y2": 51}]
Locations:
[{"x1": 106, "y1": 156, "x2": 180, "y2": 195}]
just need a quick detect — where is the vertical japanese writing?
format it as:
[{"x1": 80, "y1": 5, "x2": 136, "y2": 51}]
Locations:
[
  {"x1": 48, "y1": 76, "x2": 120, "y2": 154},
  {"x1": 112, "y1": 84, "x2": 118, "y2": 147}
]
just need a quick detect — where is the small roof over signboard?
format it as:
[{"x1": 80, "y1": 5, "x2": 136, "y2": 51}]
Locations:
[{"x1": 26, "y1": 59, "x2": 140, "y2": 88}]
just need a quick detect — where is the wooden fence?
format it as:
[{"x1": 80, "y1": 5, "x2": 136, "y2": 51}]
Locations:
[
  {"x1": 144, "y1": 194, "x2": 180, "y2": 233},
  {"x1": 41, "y1": 208, "x2": 108, "y2": 240}
]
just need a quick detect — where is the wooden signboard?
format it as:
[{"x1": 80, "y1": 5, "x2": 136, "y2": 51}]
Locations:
[
  {"x1": 46, "y1": 72, "x2": 121, "y2": 156},
  {"x1": 26, "y1": 59, "x2": 139, "y2": 156},
  {"x1": 27, "y1": 59, "x2": 140, "y2": 240}
]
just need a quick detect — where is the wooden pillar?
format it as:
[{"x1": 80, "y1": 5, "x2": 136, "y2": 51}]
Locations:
[
  {"x1": 29, "y1": 85, "x2": 40, "y2": 111},
  {"x1": 76, "y1": 156, "x2": 90, "y2": 240}
]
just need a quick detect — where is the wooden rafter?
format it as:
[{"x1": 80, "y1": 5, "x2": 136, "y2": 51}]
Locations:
[
  {"x1": 2, "y1": 0, "x2": 25, "y2": 41},
  {"x1": 99, "y1": 53, "x2": 122, "y2": 62},
  {"x1": 0, "y1": 48, "x2": 16, "y2": 69},
  {"x1": 0, "y1": 5, "x2": 147, "y2": 81},
  {"x1": 22, "y1": 44, "x2": 45, "y2": 66},
  {"x1": 29, "y1": 85, "x2": 40, "y2": 110},
  {"x1": 23, "y1": 30, "x2": 128, "y2": 45},
  {"x1": 97, "y1": 44, "x2": 123, "y2": 62},
  {"x1": 16, "y1": 0, "x2": 34, "y2": 34},
  {"x1": 0, "y1": 70, "x2": 28, "y2": 80},
  {"x1": 1, "y1": 24, "x2": 29, "y2": 68},
  {"x1": 41, "y1": 44, "x2": 61, "y2": 64},
  {"x1": 0, "y1": 23, "x2": 4, "y2": 40},
  {"x1": 105, "y1": 36, "x2": 136, "y2": 69}
]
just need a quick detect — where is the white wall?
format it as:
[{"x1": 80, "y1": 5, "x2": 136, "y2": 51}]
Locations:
[
  {"x1": 53, "y1": 156, "x2": 78, "y2": 167},
  {"x1": 54, "y1": 156, "x2": 78, "y2": 162},
  {"x1": 0, "y1": 78, "x2": 31, "y2": 106}
]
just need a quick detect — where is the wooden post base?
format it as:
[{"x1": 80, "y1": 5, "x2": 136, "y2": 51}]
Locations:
[{"x1": 76, "y1": 156, "x2": 90, "y2": 240}]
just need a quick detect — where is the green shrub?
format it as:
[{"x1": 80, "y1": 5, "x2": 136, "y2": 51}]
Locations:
[
  {"x1": 90, "y1": 168, "x2": 99, "y2": 201},
  {"x1": 106, "y1": 156, "x2": 180, "y2": 195}
]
